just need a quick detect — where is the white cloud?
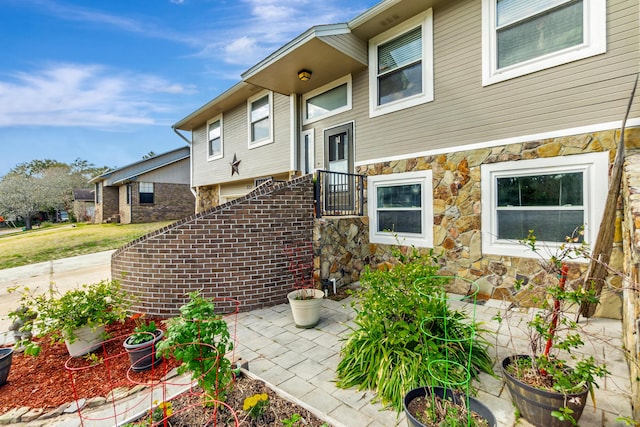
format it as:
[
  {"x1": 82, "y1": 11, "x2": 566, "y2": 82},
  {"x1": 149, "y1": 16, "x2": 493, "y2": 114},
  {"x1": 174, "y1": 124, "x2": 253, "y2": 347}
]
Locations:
[{"x1": 0, "y1": 64, "x2": 186, "y2": 128}]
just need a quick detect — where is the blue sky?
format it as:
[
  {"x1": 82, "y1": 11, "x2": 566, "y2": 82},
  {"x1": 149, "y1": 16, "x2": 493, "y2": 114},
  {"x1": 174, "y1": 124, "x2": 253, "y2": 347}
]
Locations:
[{"x1": 0, "y1": 0, "x2": 378, "y2": 175}]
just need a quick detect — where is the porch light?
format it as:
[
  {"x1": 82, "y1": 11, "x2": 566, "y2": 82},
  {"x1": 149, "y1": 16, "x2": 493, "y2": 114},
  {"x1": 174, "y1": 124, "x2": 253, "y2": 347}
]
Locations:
[{"x1": 298, "y1": 69, "x2": 312, "y2": 81}]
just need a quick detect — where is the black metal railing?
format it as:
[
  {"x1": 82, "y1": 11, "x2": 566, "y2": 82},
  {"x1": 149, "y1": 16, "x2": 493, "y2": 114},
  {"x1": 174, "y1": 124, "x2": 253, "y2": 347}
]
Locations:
[{"x1": 314, "y1": 170, "x2": 365, "y2": 218}]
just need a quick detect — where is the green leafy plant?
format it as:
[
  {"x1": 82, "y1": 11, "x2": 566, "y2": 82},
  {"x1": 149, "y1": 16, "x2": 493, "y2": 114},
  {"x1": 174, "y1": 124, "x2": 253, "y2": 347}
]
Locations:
[
  {"x1": 336, "y1": 245, "x2": 494, "y2": 411},
  {"x1": 126, "y1": 313, "x2": 158, "y2": 345},
  {"x1": 281, "y1": 413, "x2": 328, "y2": 427},
  {"x1": 156, "y1": 291, "x2": 234, "y2": 402},
  {"x1": 14, "y1": 279, "x2": 130, "y2": 345},
  {"x1": 413, "y1": 389, "x2": 490, "y2": 427},
  {"x1": 503, "y1": 229, "x2": 609, "y2": 425},
  {"x1": 242, "y1": 392, "x2": 269, "y2": 419}
]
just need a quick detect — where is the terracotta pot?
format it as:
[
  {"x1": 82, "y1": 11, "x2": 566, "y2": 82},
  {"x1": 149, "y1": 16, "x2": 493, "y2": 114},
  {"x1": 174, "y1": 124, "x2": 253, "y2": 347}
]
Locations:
[
  {"x1": 287, "y1": 289, "x2": 324, "y2": 328},
  {"x1": 502, "y1": 355, "x2": 589, "y2": 427}
]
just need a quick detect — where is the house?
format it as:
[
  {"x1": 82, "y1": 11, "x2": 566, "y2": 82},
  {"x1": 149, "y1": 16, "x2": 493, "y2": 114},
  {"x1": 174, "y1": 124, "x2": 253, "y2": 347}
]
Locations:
[
  {"x1": 71, "y1": 189, "x2": 95, "y2": 222},
  {"x1": 90, "y1": 146, "x2": 194, "y2": 224},
  {"x1": 135, "y1": 0, "x2": 638, "y2": 417}
]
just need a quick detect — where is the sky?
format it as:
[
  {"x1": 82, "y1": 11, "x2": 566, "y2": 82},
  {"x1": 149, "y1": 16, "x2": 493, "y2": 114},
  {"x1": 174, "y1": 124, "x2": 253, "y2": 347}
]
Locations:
[{"x1": 0, "y1": 0, "x2": 379, "y2": 175}]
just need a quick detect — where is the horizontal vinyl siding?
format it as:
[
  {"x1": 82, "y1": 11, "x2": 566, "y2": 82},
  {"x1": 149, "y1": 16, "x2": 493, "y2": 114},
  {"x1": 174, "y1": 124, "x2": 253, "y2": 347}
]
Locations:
[
  {"x1": 139, "y1": 159, "x2": 189, "y2": 184},
  {"x1": 322, "y1": 33, "x2": 367, "y2": 64},
  {"x1": 355, "y1": 0, "x2": 640, "y2": 163},
  {"x1": 191, "y1": 93, "x2": 292, "y2": 187}
]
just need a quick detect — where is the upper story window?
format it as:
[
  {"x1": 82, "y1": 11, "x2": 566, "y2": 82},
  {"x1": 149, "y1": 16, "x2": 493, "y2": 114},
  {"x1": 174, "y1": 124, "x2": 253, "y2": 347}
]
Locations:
[
  {"x1": 207, "y1": 116, "x2": 223, "y2": 160},
  {"x1": 369, "y1": 9, "x2": 433, "y2": 118},
  {"x1": 302, "y1": 75, "x2": 352, "y2": 124},
  {"x1": 482, "y1": 0, "x2": 606, "y2": 85},
  {"x1": 481, "y1": 151, "x2": 607, "y2": 258},
  {"x1": 139, "y1": 182, "x2": 154, "y2": 204},
  {"x1": 248, "y1": 91, "x2": 273, "y2": 148},
  {"x1": 368, "y1": 170, "x2": 433, "y2": 247}
]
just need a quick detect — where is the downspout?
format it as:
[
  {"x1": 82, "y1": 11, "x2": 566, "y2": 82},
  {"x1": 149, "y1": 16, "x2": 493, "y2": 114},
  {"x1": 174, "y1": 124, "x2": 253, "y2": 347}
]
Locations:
[{"x1": 172, "y1": 127, "x2": 198, "y2": 200}]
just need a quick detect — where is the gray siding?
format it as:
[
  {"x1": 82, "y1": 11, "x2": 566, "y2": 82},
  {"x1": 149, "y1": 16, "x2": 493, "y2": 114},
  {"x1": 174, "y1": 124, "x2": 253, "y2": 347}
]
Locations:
[
  {"x1": 191, "y1": 92, "x2": 293, "y2": 187},
  {"x1": 139, "y1": 158, "x2": 189, "y2": 184},
  {"x1": 351, "y1": 0, "x2": 639, "y2": 164},
  {"x1": 321, "y1": 33, "x2": 367, "y2": 65}
]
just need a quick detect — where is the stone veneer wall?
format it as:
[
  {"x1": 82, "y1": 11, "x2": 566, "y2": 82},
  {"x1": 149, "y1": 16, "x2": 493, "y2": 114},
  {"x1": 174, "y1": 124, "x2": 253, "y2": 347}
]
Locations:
[
  {"x1": 353, "y1": 128, "x2": 640, "y2": 310},
  {"x1": 111, "y1": 175, "x2": 314, "y2": 316},
  {"x1": 195, "y1": 184, "x2": 220, "y2": 213},
  {"x1": 621, "y1": 151, "x2": 640, "y2": 420}
]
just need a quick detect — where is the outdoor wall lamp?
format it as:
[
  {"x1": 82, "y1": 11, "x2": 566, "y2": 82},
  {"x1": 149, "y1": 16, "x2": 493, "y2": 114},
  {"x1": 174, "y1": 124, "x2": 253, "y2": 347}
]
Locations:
[{"x1": 298, "y1": 69, "x2": 312, "y2": 81}]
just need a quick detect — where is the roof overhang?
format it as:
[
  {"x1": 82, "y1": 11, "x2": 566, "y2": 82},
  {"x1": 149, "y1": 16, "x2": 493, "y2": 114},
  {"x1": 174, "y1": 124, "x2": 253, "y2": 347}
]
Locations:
[
  {"x1": 172, "y1": 82, "x2": 263, "y2": 131},
  {"x1": 349, "y1": 0, "x2": 436, "y2": 40},
  {"x1": 241, "y1": 24, "x2": 368, "y2": 95}
]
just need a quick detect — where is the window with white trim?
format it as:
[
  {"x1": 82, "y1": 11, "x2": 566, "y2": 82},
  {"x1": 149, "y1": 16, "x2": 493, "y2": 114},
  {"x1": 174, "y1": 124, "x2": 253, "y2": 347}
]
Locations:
[
  {"x1": 482, "y1": 0, "x2": 606, "y2": 85},
  {"x1": 139, "y1": 182, "x2": 154, "y2": 204},
  {"x1": 207, "y1": 116, "x2": 223, "y2": 160},
  {"x1": 369, "y1": 9, "x2": 434, "y2": 117},
  {"x1": 302, "y1": 75, "x2": 352, "y2": 124},
  {"x1": 368, "y1": 171, "x2": 433, "y2": 247},
  {"x1": 481, "y1": 152, "x2": 607, "y2": 258},
  {"x1": 248, "y1": 92, "x2": 273, "y2": 148}
]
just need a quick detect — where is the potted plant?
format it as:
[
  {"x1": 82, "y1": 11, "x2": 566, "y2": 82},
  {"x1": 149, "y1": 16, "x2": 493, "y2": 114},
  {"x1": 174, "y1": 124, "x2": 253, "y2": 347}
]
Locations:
[
  {"x1": 123, "y1": 313, "x2": 164, "y2": 372},
  {"x1": 0, "y1": 347, "x2": 13, "y2": 387},
  {"x1": 18, "y1": 279, "x2": 130, "y2": 357},
  {"x1": 404, "y1": 386, "x2": 496, "y2": 427},
  {"x1": 499, "y1": 230, "x2": 609, "y2": 427},
  {"x1": 283, "y1": 240, "x2": 324, "y2": 328}
]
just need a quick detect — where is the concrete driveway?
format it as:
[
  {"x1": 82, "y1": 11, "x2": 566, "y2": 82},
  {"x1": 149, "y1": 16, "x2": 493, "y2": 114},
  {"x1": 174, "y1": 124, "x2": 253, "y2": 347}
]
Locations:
[{"x1": 0, "y1": 251, "x2": 113, "y2": 345}]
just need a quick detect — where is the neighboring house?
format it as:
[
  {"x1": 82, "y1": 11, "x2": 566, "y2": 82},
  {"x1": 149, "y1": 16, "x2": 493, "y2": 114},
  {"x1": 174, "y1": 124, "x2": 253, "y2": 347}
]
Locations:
[
  {"x1": 72, "y1": 189, "x2": 95, "y2": 222},
  {"x1": 163, "y1": 0, "x2": 640, "y2": 416},
  {"x1": 90, "y1": 147, "x2": 194, "y2": 224}
]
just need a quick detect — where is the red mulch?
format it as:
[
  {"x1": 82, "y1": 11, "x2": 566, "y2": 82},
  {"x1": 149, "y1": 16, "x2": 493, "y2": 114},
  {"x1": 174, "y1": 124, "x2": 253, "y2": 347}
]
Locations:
[{"x1": 0, "y1": 317, "x2": 180, "y2": 414}]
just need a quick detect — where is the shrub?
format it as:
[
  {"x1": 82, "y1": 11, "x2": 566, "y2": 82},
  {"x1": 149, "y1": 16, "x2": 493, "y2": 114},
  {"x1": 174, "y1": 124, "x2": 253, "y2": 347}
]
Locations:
[{"x1": 336, "y1": 246, "x2": 494, "y2": 411}]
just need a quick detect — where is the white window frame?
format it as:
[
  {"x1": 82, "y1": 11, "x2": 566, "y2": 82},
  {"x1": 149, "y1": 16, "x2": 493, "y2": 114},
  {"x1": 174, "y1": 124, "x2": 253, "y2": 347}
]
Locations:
[
  {"x1": 368, "y1": 9, "x2": 434, "y2": 118},
  {"x1": 302, "y1": 75, "x2": 352, "y2": 125},
  {"x1": 368, "y1": 170, "x2": 433, "y2": 247},
  {"x1": 247, "y1": 91, "x2": 273, "y2": 149},
  {"x1": 481, "y1": 151, "x2": 608, "y2": 258},
  {"x1": 207, "y1": 115, "x2": 223, "y2": 161},
  {"x1": 139, "y1": 182, "x2": 154, "y2": 204},
  {"x1": 481, "y1": 0, "x2": 606, "y2": 86}
]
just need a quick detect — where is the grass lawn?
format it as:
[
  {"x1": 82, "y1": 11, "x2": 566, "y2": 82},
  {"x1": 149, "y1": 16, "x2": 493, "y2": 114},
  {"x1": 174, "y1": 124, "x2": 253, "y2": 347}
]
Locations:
[{"x1": 0, "y1": 221, "x2": 173, "y2": 270}]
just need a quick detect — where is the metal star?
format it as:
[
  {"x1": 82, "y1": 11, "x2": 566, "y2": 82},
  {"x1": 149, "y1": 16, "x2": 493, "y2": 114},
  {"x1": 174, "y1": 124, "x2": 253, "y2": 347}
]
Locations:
[{"x1": 230, "y1": 153, "x2": 241, "y2": 176}]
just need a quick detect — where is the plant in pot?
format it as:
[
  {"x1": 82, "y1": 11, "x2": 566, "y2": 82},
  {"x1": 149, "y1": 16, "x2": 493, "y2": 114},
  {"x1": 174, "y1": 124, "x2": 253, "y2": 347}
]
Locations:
[
  {"x1": 123, "y1": 313, "x2": 164, "y2": 372},
  {"x1": 0, "y1": 346, "x2": 13, "y2": 387},
  {"x1": 17, "y1": 279, "x2": 130, "y2": 357},
  {"x1": 499, "y1": 230, "x2": 609, "y2": 427},
  {"x1": 336, "y1": 244, "x2": 495, "y2": 422},
  {"x1": 283, "y1": 240, "x2": 324, "y2": 328}
]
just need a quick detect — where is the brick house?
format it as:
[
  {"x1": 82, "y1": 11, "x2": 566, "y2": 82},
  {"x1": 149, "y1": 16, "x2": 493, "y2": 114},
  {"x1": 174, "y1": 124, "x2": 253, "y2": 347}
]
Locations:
[
  {"x1": 115, "y1": 0, "x2": 640, "y2": 416},
  {"x1": 90, "y1": 146, "x2": 194, "y2": 224}
]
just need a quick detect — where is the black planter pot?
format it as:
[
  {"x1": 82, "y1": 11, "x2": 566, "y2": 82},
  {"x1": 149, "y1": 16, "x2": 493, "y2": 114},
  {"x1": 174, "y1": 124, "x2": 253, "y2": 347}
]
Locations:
[
  {"x1": 0, "y1": 347, "x2": 14, "y2": 387},
  {"x1": 123, "y1": 329, "x2": 164, "y2": 372},
  {"x1": 502, "y1": 355, "x2": 589, "y2": 427},
  {"x1": 403, "y1": 386, "x2": 497, "y2": 427}
]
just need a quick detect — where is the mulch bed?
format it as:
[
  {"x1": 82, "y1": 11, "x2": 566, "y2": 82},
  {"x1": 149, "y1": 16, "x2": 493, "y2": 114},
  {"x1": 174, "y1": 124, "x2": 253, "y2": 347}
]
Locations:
[{"x1": 0, "y1": 317, "x2": 331, "y2": 426}]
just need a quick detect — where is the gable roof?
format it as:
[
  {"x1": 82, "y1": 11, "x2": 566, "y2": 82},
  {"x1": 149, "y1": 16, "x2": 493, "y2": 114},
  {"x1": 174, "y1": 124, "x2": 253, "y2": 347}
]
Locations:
[
  {"x1": 72, "y1": 188, "x2": 94, "y2": 201},
  {"x1": 89, "y1": 146, "x2": 190, "y2": 186}
]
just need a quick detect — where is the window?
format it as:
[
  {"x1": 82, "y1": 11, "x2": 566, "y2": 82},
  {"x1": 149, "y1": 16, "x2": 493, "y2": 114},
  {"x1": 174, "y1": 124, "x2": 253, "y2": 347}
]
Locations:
[
  {"x1": 482, "y1": 0, "x2": 606, "y2": 85},
  {"x1": 368, "y1": 170, "x2": 433, "y2": 247},
  {"x1": 302, "y1": 75, "x2": 352, "y2": 124},
  {"x1": 369, "y1": 9, "x2": 433, "y2": 117},
  {"x1": 207, "y1": 116, "x2": 223, "y2": 160},
  {"x1": 139, "y1": 182, "x2": 154, "y2": 204},
  {"x1": 126, "y1": 184, "x2": 131, "y2": 205},
  {"x1": 95, "y1": 183, "x2": 101, "y2": 204},
  {"x1": 248, "y1": 92, "x2": 273, "y2": 148},
  {"x1": 481, "y1": 152, "x2": 608, "y2": 258}
]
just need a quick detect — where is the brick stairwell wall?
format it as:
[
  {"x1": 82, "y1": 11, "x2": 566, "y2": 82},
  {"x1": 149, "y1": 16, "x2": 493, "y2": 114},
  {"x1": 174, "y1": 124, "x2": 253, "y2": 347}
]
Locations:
[{"x1": 111, "y1": 175, "x2": 315, "y2": 316}]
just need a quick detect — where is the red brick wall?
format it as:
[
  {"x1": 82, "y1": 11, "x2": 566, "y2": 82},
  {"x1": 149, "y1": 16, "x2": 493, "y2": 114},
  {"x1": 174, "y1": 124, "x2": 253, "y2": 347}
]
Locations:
[{"x1": 111, "y1": 175, "x2": 315, "y2": 316}]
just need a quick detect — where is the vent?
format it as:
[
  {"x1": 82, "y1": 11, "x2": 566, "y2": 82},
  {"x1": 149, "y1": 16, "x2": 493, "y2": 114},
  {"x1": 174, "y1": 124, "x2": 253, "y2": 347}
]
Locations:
[{"x1": 254, "y1": 177, "x2": 273, "y2": 187}]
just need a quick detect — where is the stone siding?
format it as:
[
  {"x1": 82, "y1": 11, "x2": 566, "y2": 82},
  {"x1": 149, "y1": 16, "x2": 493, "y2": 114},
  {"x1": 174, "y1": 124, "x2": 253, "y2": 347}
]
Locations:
[
  {"x1": 621, "y1": 151, "x2": 640, "y2": 420},
  {"x1": 195, "y1": 184, "x2": 219, "y2": 213},
  {"x1": 111, "y1": 175, "x2": 314, "y2": 316}
]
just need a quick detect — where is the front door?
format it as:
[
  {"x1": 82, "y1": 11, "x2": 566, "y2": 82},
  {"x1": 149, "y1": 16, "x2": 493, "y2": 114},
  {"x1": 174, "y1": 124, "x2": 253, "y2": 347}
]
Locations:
[{"x1": 324, "y1": 123, "x2": 354, "y2": 212}]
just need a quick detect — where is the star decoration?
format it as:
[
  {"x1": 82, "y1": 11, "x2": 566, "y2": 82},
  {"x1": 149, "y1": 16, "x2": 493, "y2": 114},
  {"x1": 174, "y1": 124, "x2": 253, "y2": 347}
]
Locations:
[{"x1": 230, "y1": 153, "x2": 241, "y2": 176}]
